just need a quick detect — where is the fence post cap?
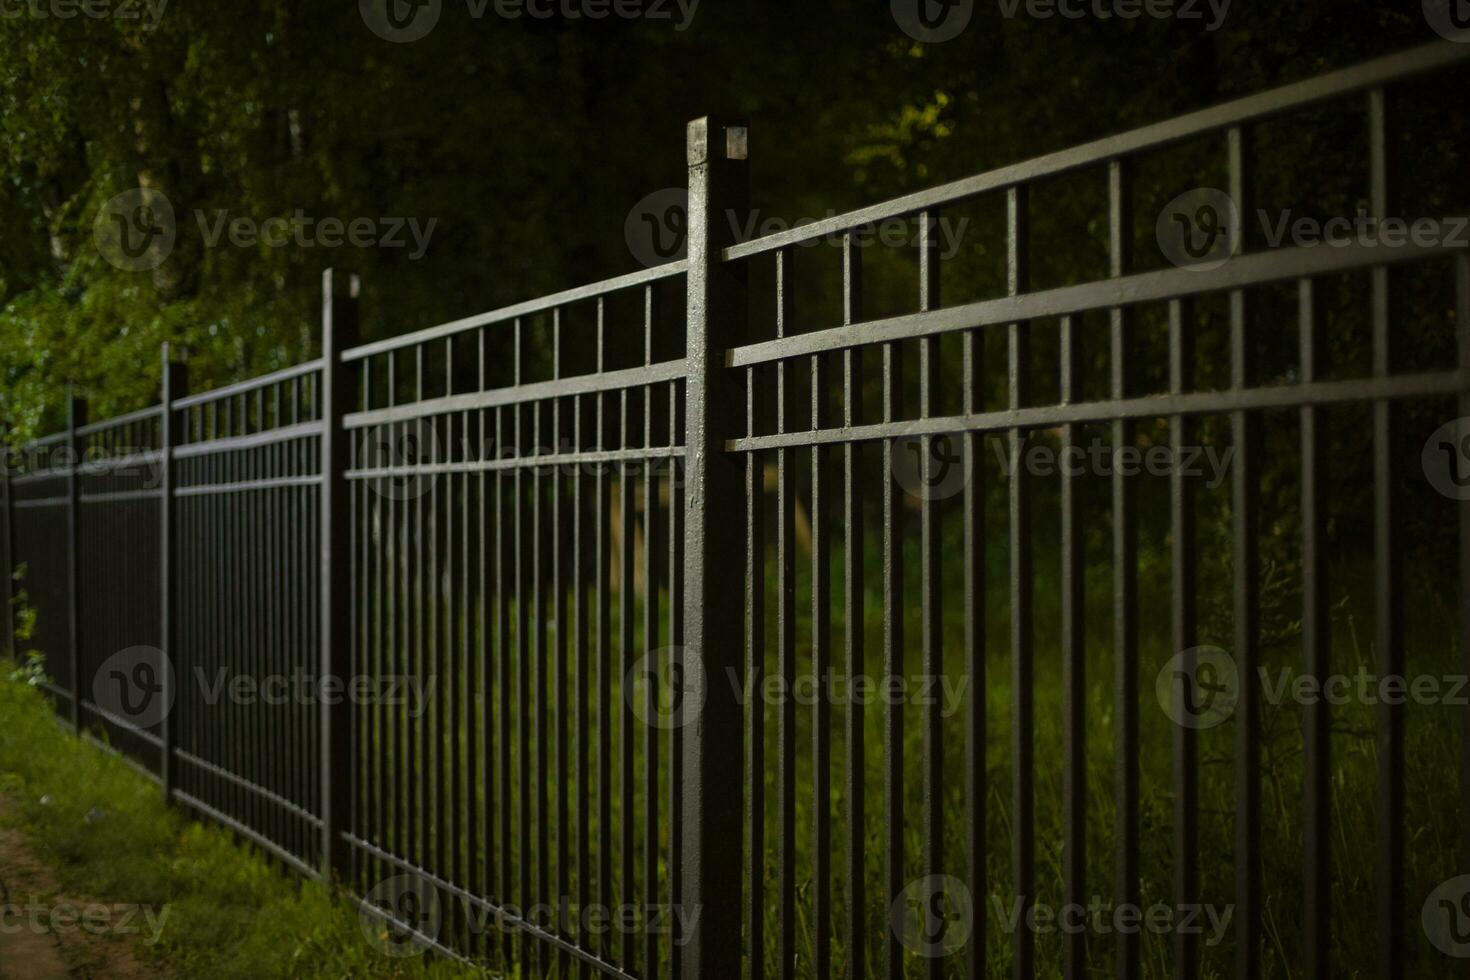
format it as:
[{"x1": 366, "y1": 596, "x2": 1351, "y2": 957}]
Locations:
[{"x1": 687, "y1": 117, "x2": 748, "y2": 167}]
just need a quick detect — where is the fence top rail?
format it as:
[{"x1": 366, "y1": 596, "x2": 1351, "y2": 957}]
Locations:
[
  {"x1": 340, "y1": 258, "x2": 688, "y2": 363},
  {"x1": 172, "y1": 358, "x2": 323, "y2": 411},
  {"x1": 723, "y1": 35, "x2": 1470, "y2": 262},
  {"x1": 75, "y1": 404, "x2": 163, "y2": 438}
]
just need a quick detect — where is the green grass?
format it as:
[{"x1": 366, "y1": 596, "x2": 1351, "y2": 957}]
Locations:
[{"x1": 0, "y1": 670, "x2": 482, "y2": 980}]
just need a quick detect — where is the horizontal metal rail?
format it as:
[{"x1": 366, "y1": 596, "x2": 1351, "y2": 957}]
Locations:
[
  {"x1": 340, "y1": 260, "x2": 688, "y2": 362},
  {"x1": 729, "y1": 370, "x2": 1467, "y2": 452},
  {"x1": 79, "y1": 699, "x2": 163, "y2": 747},
  {"x1": 343, "y1": 359, "x2": 687, "y2": 429},
  {"x1": 172, "y1": 360, "x2": 323, "y2": 411},
  {"x1": 173, "y1": 790, "x2": 318, "y2": 878},
  {"x1": 345, "y1": 834, "x2": 642, "y2": 980},
  {"x1": 174, "y1": 421, "x2": 323, "y2": 459},
  {"x1": 728, "y1": 235, "x2": 1466, "y2": 368},
  {"x1": 724, "y1": 37, "x2": 1470, "y2": 261},
  {"x1": 347, "y1": 444, "x2": 684, "y2": 480},
  {"x1": 175, "y1": 749, "x2": 322, "y2": 826},
  {"x1": 174, "y1": 475, "x2": 322, "y2": 497},
  {"x1": 75, "y1": 405, "x2": 163, "y2": 437}
]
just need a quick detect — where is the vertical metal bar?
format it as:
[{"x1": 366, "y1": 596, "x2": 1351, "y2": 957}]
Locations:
[
  {"x1": 320, "y1": 268, "x2": 359, "y2": 881},
  {"x1": 1059, "y1": 312, "x2": 1085, "y2": 980},
  {"x1": 67, "y1": 387, "x2": 87, "y2": 730},
  {"x1": 1458, "y1": 255, "x2": 1470, "y2": 888},
  {"x1": 746, "y1": 362, "x2": 766, "y2": 980},
  {"x1": 918, "y1": 208, "x2": 943, "y2": 980},
  {"x1": 1108, "y1": 159, "x2": 1140, "y2": 980},
  {"x1": 1299, "y1": 276, "x2": 1330, "y2": 979},
  {"x1": 1368, "y1": 87, "x2": 1404, "y2": 980},
  {"x1": 596, "y1": 302, "x2": 612, "y2": 965},
  {"x1": 555, "y1": 313, "x2": 571, "y2": 978},
  {"x1": 642, "y1": 288, "x2": 661, "y2": 979},
  {"x1": 681, "y1": 115, "x2": 750, "y2": 980},
  {"x1": 1171, "y1": 296, "x2": 1199, "y2": 980},
  {"x1": 842, "y1": 231, "x2": 866, "y2": 980},
  {"x1": 161, "y1": 348, "x2": 188, "y2": 799},
  {"x1": 812, "y1": 285, "x2": 833, "y2": 980},
  {"x1": 620, "y1": 383, "x2": 635, "y2": 973},
  {"x1": 574, "y1": 385, "x2": 590, "y2": 978},
  {"x1": 1228, "y1": 123, "x2": 1262, "y2": 980},
  {"x1": 1007, "y1": 183, "x2": 1033, "y2": 980},
  {"x1": 667, "y1": 375, "x2": 684, "y2": 980},
  {"x1": 775, "y1": 246, "x2": 797, "y2": 980},
  {"x1": 963, "y1": 319, "x2": 985, "y2": 980},
  {"x1": 881, "y1": 259, "x2": 905, "y2": 980}
]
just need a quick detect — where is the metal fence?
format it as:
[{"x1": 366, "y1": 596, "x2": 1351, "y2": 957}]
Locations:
[{"x1": 3, "y1": 36, "x2": 1469, "y2": 980}]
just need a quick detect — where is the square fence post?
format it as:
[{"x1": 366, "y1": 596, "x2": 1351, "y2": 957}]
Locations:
[
  {"x1": 66, "y1": 387, "x2": 87, "y2": 731},
  {"x1": 320, "y1": 268, "x2": 359, "y2": 882},
  {"x1": 160, "y1": 346, "x2": 188, "y2": 798},
  {"x1": 681, "y1": 116, "x2": 749, "y2": 980}
]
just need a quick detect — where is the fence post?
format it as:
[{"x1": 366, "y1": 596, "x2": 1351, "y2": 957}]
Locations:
[
  {"x1": 66, "y1": 386, "x2": 87, "y2": 731},
  {"x1": 320, "y1": 268, "x2": 359, "y2": 883},
  {"x1": 681, "y1": 116, "x2": 749, "y2": 979},
  {"x1": 159, "y1": 346, "x2": 188, "y2": 798}
]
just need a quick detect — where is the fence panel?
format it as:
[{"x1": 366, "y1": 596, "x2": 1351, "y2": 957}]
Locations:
[
  {"x1": 170, "y1": 360, "x2": 326, "y2": 875},
  {"x1": 341, "y1": 261, "x2": 689, "y2": 977}
]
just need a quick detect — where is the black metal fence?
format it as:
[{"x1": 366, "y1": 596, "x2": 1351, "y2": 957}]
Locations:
[{"x1": 3, "y1": 37, "x2": 1469, "y2": 980}]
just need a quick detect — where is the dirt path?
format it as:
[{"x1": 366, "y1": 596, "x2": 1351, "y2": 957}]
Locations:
[{"x1": 0, "y1": 799, "x2": 164, "y2": 980}]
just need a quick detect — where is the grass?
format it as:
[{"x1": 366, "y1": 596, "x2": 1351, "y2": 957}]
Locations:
[{"x1": 0, "y1": 669, "x2": 482, "y2": 980}]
